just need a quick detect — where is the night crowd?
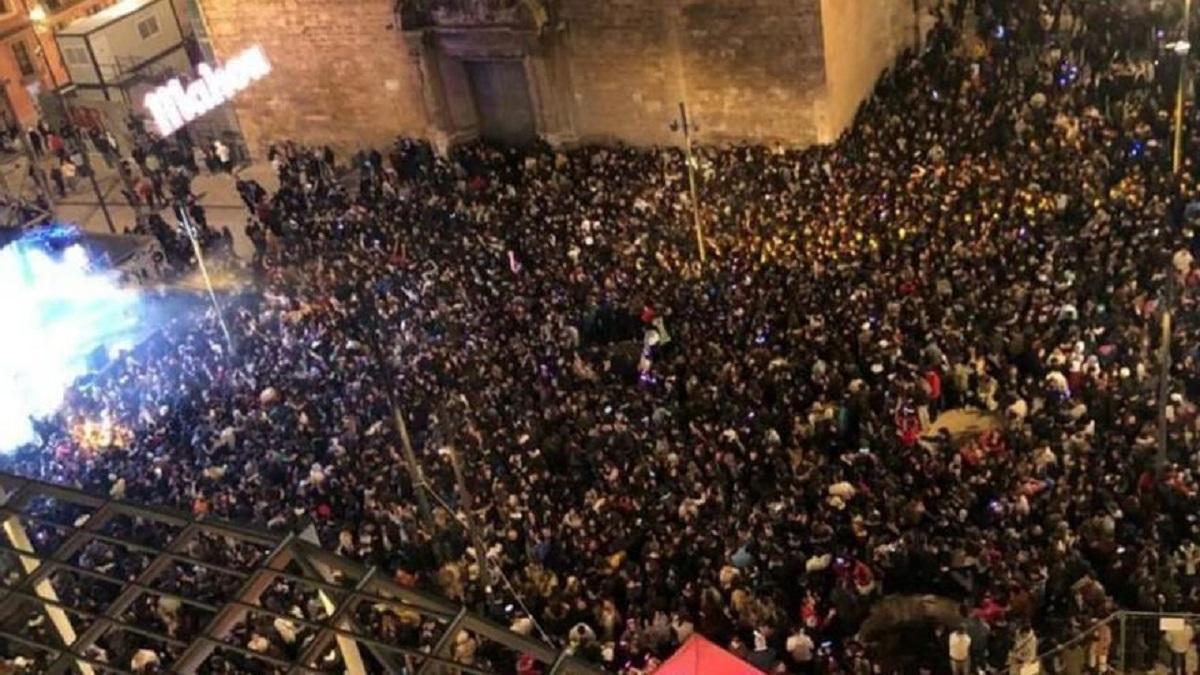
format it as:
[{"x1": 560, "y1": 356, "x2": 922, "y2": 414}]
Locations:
[{"x1": 7, "y1": 0, "x2": 1200, "y2": 672}]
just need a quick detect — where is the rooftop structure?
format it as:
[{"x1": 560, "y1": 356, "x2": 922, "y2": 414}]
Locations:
[{"x1": 0, "y1": 472, "x2": 604, "y2": 674}]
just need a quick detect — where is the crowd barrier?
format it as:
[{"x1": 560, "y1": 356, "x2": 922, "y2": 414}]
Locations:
[{"x1": 1028, "y1": 611, "x2": 1200, "y2": 675}]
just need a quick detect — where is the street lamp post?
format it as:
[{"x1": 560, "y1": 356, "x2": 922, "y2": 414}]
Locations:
[
  {"x1": 1157, "y1": 276, "x2": 1174, "y2": 478},
  {"x1": 913, "y1": 0, "x2": 922, "y2": 51},
  {"x1": 353, "y1": 291, "x2": 435, "y2": 533},
  {"x1": 26, "y1": 0, "x2": 116, "y2": 234},
  {"x1": 669, "y1": 102, "x2": 706, "y2": 264},
  {"x1": 1160, "y1": 0, "x2": 1193, "y2": 478},
  {"x1": 1172, "y1": 0, "x2": 1193, "y2": 174},
  {"x1": 178, "y1": 206, "x2": 235, "y2": 355},
  {"x1": 442, "y1": 442, "x2": 493, "y2": 594}
]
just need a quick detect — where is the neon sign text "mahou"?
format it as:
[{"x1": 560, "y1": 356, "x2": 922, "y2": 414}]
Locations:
[{"x1": 144, "y1": 45, "x2": 271, "y2": 137}]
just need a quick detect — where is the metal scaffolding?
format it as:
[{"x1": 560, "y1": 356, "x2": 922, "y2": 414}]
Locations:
[{"x1": 0, "y1": 472, "x2": 606, "y2": 675}]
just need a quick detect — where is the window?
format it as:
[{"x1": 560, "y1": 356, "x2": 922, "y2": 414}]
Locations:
[
  {"x1": 12, "y1": 41, "x2": 33, "y2": 77},
  {"x1": 137, "y1": 16, "x2": 159, "y2": 39},
  {"x1": 64, "y1": 46, "x2": 88, "y2": 66}
]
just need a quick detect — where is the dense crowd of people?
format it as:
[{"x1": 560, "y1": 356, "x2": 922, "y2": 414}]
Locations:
[{"x1": 7, "y1": 0, "x2": 1200, "y2": 672}]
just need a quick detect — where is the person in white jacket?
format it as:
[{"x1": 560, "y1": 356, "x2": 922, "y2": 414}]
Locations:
[
  {"x1": 1178, "y1": 540, "x2": 1200, "y2": 579},
  {"x1": 1008, "y1": 625, "x2": 1038, "y2": 675},
  {"x1": 1166, "y1": 622, "x2": 1195, "y2": 675},
  {"x1": 949, "y1": 626, "x2": 972, "y2": 675}
]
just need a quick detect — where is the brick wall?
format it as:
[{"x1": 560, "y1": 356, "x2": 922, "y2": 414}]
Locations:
[
  {"x1": 819, "y1": 0, "x2": 919, "y2": 142},
  {"x1": 0, "y1": 0, "x2": 115, "y2": 125},
  {"x1": 554, "y1": 1, "x2": 678, "y2": 146},
  {"x1": 195, "y1": 0, "x2": 428, "y2": 154},
  {"x1": 190, "y1": 0, "x2": 910, "y2": 152},
  {"x1": 559, "y1": 0, "x2": 826, "y2": 147},
  {"x1": 677, "y1": 0, "x2": 826, "y2": 146}
]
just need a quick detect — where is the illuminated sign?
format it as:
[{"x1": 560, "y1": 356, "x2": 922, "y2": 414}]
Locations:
[{"x1": 143, "y1": 45, "x2": 271, "y2": 137}]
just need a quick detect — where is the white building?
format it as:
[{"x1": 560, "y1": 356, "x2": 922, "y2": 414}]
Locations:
[
  {"x1": 55, "y1": 0, "x2": 190, "y2": 109},
  {"x1": 53, "y1": 0, "x2": 246, "y2": 154}
]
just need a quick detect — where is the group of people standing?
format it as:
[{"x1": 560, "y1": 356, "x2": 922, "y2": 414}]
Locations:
[{"x1": 9, "y1": 0, "x2": 1200, "y2": 673}]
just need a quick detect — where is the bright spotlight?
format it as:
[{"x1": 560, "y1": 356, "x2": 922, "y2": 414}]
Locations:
[
  {"x1": 63, "y1": 244, "x2": 89, "y2": 270},
  {"x1": 0, "y1": 233, "x2": 143, "y2": 452}
]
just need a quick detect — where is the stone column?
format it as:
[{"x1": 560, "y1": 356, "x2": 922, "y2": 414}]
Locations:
[
  {"x1": 403, "y1": 30, "x2": 457, "y2": 154},
  {"x1": 527, "y1": 29, "x2": 577, "y2": 146}
]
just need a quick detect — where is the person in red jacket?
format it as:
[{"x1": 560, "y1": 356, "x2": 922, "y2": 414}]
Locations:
[
  {"x1": 919, "y1": 368, "x2": 943, "y2": 428},
  {"x1": 516, "y1": 653, "x2": 541, "y2": 675},
  {"x1": 924, "y1": 369, "x2": 943, "y2": 414},
  {"x1": 896, "y1": 404, "x2": 922, "y2": 447},
  {"x1": 48, "y1": 132, "x2": 65, "y2": 160}
]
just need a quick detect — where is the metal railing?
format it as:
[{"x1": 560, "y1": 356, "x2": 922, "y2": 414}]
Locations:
[
  {"x1": 1029, "y1": 611, "x2": 1200, "y2": 675},
  {"x1": 0, "y1": 471, "x2": 606, "y2": 675}
]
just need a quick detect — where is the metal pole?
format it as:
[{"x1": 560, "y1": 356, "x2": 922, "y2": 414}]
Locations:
[
  {"x1": 1173, "y1": 0, "x2": 1193, "y2": 175},
  {"x1": 392, "y1": 405, "x2": 436, "y2": 533},
  {"x1": 179, "y1": 207, "x2": 235, "y2": 355},
  {"x1": 1158, "y1": 271, "x2": 1175, "y2": 477},
  {"x1": 343, "y1": 268, "x2": 436, "y2": 536},
  {"x1": 1, "y1": 516, "x2": 95, "y2": 675},
  {"x1": 18, "y1": 130, "x2": 53, "y2": 214},
  {"x1": 0, "y1": 149, "x2": 11, "y2": 219},
  {"x1": 82, "y1": 157, "x2": 116, "y2": 233},
  {"x1": 913, "y1": 0, "x2": 922, "y2": 50},
  {"x1": 1, "y1": 78, "x2": 53, "y2": 210},
  {"x1": 1117, "y1": 612, "x2": 1127, "y2": 673},
  {"x1": 678, "y1": 102, "x2": 705, "y2": 264},
  {"x1": 0, "y1": 133, "x2": 12, "y2": 224},
  {"x1": 444, "y1": 444, "x2": 493, "y2": 594},
  {"x1": 29, "y1": 12, "x2": 116, "y2": 233},
  {"x1": 116, "y1": 157, "x2": 147, "y2": 227},
  {"x1": 1160, "y1": 0, "x2": 1190, "y2": 478}
]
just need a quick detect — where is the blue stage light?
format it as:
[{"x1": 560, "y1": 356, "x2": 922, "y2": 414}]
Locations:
[{"x1": 0, "y1": 233, "x2": 142, "y2": 451}]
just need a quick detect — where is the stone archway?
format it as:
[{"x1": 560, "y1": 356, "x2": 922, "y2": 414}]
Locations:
[{"x1": 398, "y1": 0, "x2": 575, "y2": 152}]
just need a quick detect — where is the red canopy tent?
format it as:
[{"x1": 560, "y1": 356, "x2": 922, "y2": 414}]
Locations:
[{"x1": 652, "y1": 635, "x2": 766, "y2": 675}]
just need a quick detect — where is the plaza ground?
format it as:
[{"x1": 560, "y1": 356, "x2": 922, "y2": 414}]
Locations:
[{"x1": 0, "y1": 147, "x2": 277, "y2": 260}]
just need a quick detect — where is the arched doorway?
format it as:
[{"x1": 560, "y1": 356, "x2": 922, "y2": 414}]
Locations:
[
  {"x1": 463, "y1": 58, "x2": 537, "y2": 145},
  {"x1": 399, "y1": 1, "x2": 575, "y2": 152}
]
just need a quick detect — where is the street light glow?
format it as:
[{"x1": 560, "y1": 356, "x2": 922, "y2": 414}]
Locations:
[{"x1": 28, "y1": 3, "x2": 46, "y2": 24}]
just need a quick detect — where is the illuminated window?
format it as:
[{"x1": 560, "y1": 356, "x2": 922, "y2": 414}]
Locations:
[
  {"x1": 137, "y1": 16, "x2": 159, "y2": 39},
  {"x1": 12, "y1": 41, "x2": 34, "y2": 77},
  {"x1": 64, "y1": 46, "x2": 88, "y2": 65}
]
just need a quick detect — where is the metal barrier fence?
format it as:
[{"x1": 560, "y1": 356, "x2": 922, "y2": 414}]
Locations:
[{"x1": 1030, "y1": 612, "x2": 1200, "y2": 675}]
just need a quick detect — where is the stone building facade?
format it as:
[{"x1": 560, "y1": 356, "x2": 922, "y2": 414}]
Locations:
[
  {"x1": 194, "y1": 0, "x2": 922, "y2": 154},
  {"x1": 0, "y1": 0, "x2": 125, "y2": 126}
]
